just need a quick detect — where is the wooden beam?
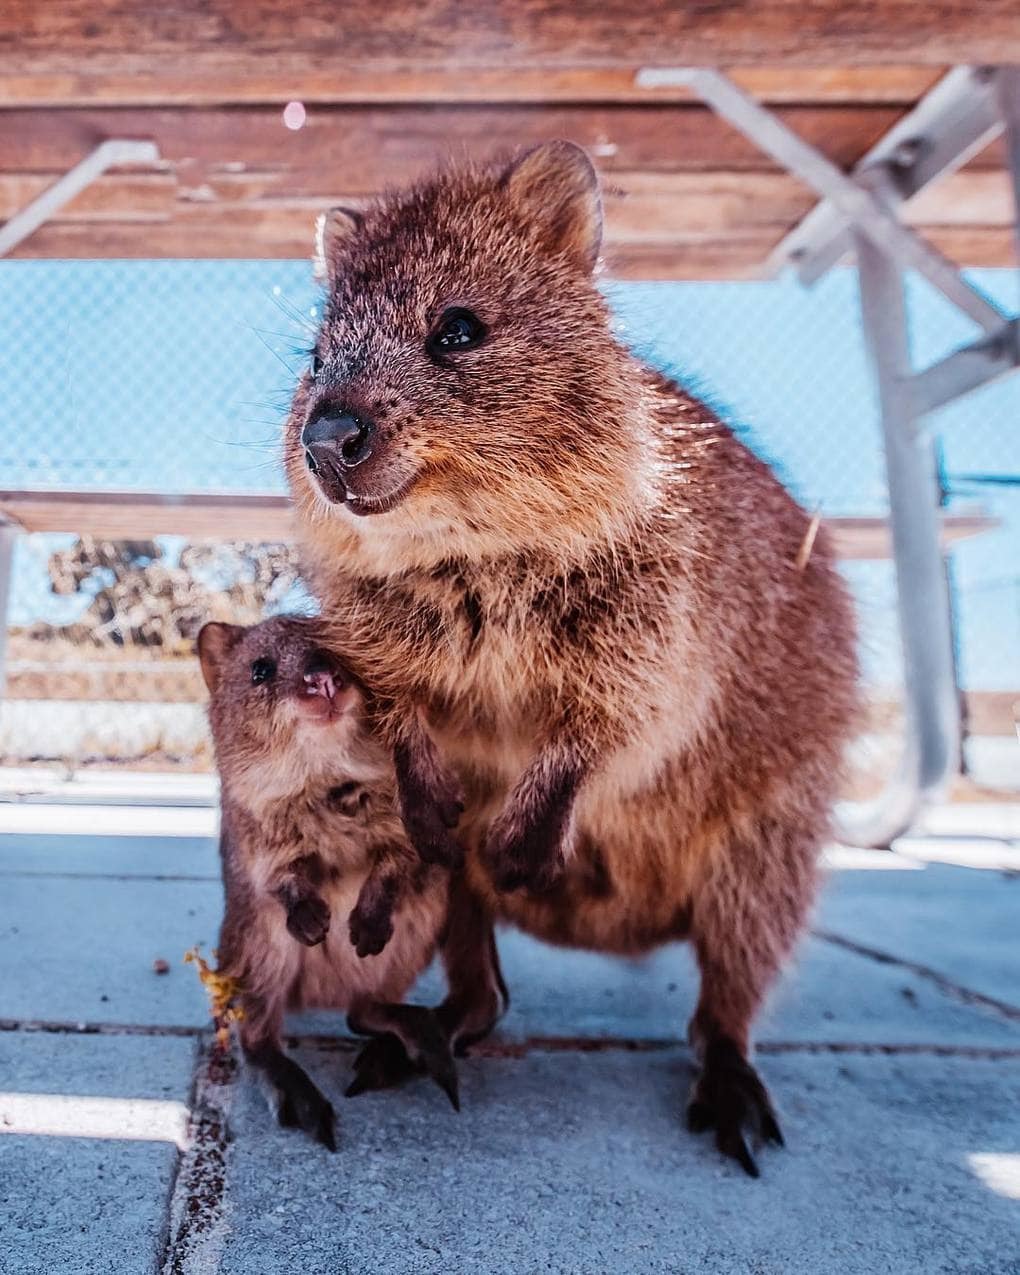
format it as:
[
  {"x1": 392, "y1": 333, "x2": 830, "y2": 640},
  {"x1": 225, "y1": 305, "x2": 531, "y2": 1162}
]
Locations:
[
  {"x1": 4, "y1": 162, "x2": 1016, "y2": 246},
  {"x1": 0, "y1": 104, "x2": 907, "y2": 178},
  {"x1": 1, "y1": 100, "x2": 1013, "y2": 271},
  {"x1": 0, "y1": 491, "x2": 298, "y2": 541},
  {"x1": 825, "y1": 514, "x2": 999, "y2": 561},
  {"x1": 0, "y1": 170, "x2": 819, "y2": 235},
  {"x1": 0, "y1": 172, "x2": 178, "y2": 222},
  {"x1": 0, "y1": 62, "x2": 944, "y2": 109},
  {"x1": 0, "y1": 1, "x2": 1015, "y2": 105},
  {"x1": 0, "y1": 489, "x2": 998, "y2": 560},
  {"x1": 905, "y1": 169, "x2": 1019, "y2": 227},
  {"x1": 8, "y1": 210, "x2": 1017, "y2": 276}
]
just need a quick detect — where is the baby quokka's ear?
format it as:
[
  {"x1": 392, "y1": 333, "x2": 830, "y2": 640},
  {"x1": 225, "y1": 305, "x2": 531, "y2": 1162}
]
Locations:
[
  {"x1": 313, "y1": 206, "x2": 364, "y2": 285},
  {"x1": 501, "y1": 140, "x2": 603, "y2": 274},
  {"x1": 196, "y1": 621, "x2": 246, "y2": 694}
]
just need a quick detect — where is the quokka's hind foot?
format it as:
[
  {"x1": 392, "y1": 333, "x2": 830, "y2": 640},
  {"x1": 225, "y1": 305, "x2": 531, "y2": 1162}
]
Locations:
[
  {"x1": 345, "y1": 1035, "x2": 415, "y2": 1097},
  {"x1": 277, "y1": 1079, "x2": 337, "y2": 1152},
  {"x1": 246, "y1": 1041, "x2": 337, "y2": 1151},
  {"x1": 346, "y1": 1004, "x2": 460, "y2": 1111},
  {"x1": 686, "y1": 1036, "x2": 783, "y2": 1178}
]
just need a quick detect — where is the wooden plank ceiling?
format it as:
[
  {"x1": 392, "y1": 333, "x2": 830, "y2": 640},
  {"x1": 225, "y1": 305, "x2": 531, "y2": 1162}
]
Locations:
[{"x1": 0, "y1": 2, "x2": 1017, "y2": 277}]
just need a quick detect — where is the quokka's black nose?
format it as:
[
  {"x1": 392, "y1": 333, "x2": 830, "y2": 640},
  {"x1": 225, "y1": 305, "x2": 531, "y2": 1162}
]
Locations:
[{"x1": 301, "y1": 408, "x2": 374, "y2": 472}]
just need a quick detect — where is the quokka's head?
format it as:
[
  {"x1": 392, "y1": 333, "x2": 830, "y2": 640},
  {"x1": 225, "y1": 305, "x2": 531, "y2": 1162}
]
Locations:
[
  {"x1": 284, "y1": 141, "x2": 648, "y2": 561},
  {"x1": 197, "y1": 616, "x2": 373, "y2": 801}
]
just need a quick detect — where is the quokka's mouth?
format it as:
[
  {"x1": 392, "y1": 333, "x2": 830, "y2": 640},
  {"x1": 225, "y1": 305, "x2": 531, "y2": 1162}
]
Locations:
[
  {"x1": 293, "y1": 684, "x2": 359, "y2": 725},
  {"x1": 341, "y1": 474, "x2": 419, "y2": 518},
  {"x1": 305, "y1": 456, "x2": 417, "y2": 517}
]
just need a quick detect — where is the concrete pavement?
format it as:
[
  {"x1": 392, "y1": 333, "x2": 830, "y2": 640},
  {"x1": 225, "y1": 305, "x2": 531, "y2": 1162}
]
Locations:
[{"x1": 1, "y1": 800, "x2": 1018, "y2": 1274}]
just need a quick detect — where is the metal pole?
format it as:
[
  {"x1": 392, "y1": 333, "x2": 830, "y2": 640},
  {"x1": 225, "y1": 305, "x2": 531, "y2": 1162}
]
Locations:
[
  {"x1": 835, "y1": 233, "x2": 963, "y2": 847},
  {"x1": 0, "y1": 523, "x2": 17, "y2": 699},
  {"x1": 998, "y1": 67, "x2": 1020, "y2": 269}
]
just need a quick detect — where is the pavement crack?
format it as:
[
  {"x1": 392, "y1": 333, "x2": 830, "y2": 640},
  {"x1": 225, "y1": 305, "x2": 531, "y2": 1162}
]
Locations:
[
  {"x1": 287, "y1": 1033, "x2": 1020, "y2": 1061},
  {"x1": 161, "y1": 1037, "x2": 236, "y2": 1275},
  {"x1": 813, "y1": 927, "x2": 1020, "y2": 1022}
]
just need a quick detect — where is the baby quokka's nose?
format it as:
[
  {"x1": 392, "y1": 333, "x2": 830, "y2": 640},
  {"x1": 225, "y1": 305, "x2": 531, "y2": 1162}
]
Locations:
[
  {"x1": 302, "y1": 651, "x2": 343, "y2": 701},
  {"x1": 301, "y1": 408, "x2": 374, "y2": 475}
]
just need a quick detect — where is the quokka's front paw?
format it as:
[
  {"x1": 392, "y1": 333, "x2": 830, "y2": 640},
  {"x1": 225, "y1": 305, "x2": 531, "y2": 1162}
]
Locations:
[
  {"x1": 396, "y1": 742, "x2": 465, "y2": 867},
  {"x1": 482, "y1": 806, "x2": 569, "y2": 895},
  {"x1": 348, "y1": 894, "x2": 395, "y2": 958},
  {"x1": 285, "y1": 894, "x2": 331, "y2": 947},
  {"x1": 402, "y1": 798, "x2": 464, "y2": 869}
]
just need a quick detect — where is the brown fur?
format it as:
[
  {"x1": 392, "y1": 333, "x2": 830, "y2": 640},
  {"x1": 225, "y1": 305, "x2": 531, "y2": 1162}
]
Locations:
[
  {"x1": 284, "y1": 143, "x2": 860, "y2": 1172},
  {"x1": 199, "y1": 615, "x2": 455, "y2": 1145}
]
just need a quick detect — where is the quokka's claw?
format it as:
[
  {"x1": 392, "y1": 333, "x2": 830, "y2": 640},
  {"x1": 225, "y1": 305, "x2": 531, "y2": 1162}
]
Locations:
[
  {"x1": 274, "y1": 1064, "x2": 337, "y2": 1151},
  {"x1": 345, "y1": 1010, "x2": 460, "y2": 1111},
  {"x1": 425, "y1": 1052, "x2": 460, "y2": 1112},
  {"x1": 686, "y1": 1037, "x2": 783, "y2": 1179},
  {"x1": 345, "y1": 1036, "x2": 416, "y2": 1097}
]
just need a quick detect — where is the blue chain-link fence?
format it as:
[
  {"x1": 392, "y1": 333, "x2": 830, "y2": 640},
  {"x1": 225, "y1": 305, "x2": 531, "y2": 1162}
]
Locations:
[{"x1": 1, "y1": 259, "x2": 1017, "y2": 769}]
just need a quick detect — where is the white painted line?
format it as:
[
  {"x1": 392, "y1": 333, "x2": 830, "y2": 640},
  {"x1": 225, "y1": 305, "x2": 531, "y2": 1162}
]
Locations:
[
  {"x1": 0, "y1": 1091, "x2": 190, "y2": 1148},
  {"x1": 968, "y1": 1153, "x2": 1020, "y2": 1201},
  {"x1": 0, "y1": 803, "x2": 218, "y2": 838},
  {"x1": 823, "y1": 846, "x2": 924, "y2": 871},
  {"x1": 893, "y1": 837, "x2": 1020, "y2": 871},
  {"x1": 0, "y1": 765, "x2": 217, "y2": 807},
  {"x1": 917, "y1": 803, "x2": 1020, "y2": 841}
]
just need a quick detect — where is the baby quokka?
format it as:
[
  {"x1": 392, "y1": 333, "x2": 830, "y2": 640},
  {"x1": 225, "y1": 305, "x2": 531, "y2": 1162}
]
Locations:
[{"x1": 198, "y1": 614, "x2": 458, "y2": 1150}]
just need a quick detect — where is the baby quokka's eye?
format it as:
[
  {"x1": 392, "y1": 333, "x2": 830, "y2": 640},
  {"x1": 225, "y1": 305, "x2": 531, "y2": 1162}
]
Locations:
[
  {"x1": 310, "y1": 353, "x2": 324, "y2": 379},
  {"x1": 427, "y1": 307, "x2": 486, "y2": 358},
  {"x1": 250, "y1": 657, "x2": 276, "y2": 685}
]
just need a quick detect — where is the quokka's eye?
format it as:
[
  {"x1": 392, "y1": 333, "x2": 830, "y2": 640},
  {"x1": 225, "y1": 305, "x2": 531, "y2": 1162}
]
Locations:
[
  {"x1": 310, "y1": 353, "x2": 324, "y2": 378},
  {"x1": 250, "y1": 657, "x2": 276, "y2": 685},
  {"x1": 427, "y1": 307, "x2": 486, "y2": 358}
]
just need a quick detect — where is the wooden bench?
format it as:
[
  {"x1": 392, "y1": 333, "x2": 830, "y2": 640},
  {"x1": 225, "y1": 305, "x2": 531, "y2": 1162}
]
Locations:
[{"x1": 0, "y1": 488, "x2": 1000, "y2": 561}]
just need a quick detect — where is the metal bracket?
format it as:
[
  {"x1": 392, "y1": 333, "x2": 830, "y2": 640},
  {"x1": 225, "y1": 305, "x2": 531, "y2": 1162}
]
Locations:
[
  {"x1": 658, "y1": 66, "x2": 1005, "y2": 333},
  {"x1": 998, "y1": 67, "x2": 1020, "y2": 259},
  {"x1": 761, "y1": 68, "x2": 1020, "y2": 420},
  {"x1": 0, "y1": 139, "x2": 161, "y2": 258},
  {"x1": 912, "y1": 317, "x2": 1020, "y2": 418},
  {"x1": 769, "y1": 66, "x2": 1005, "y2": 284}
]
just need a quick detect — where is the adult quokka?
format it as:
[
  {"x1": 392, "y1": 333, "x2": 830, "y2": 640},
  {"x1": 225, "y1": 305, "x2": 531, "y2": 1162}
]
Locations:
[
  {"x1": 198, "y1": 615, "x2": 459, "y2": 1150},
  {"x1": 284, "y1": 142, "x2": 859, "y2": 1175}
]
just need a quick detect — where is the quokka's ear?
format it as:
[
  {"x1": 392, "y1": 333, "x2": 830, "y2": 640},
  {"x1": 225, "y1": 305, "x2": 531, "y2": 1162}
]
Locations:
[
  {"x1": 196, "y1": 622, "x2": 245, "y2": 694},
  {"x1": 313, "y1": 206, "x2": 364, "y2": 285},
  {"x1": 501, "y1": 140, "x2": 602, "y2": 274}
]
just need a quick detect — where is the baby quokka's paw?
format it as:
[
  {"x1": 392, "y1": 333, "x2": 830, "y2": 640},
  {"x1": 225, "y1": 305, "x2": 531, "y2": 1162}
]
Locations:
[
  {"x1": 482, "y1": 801, "x2": 571, "y2": 895},
  {"x1": 347, "y1": 891, "x2": 395, "y2": 959},
  {"x1": 285, "y1": 894, "x2": 331, "y2": 947}
]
